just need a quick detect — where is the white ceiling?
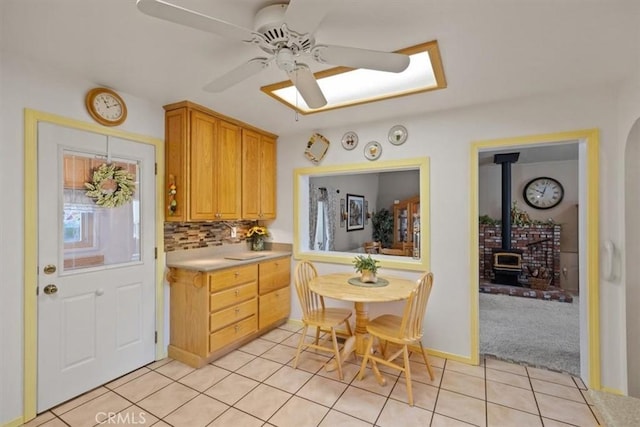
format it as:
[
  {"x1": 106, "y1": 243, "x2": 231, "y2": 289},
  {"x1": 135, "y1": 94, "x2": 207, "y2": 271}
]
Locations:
[{"x1": 2, "y1": 0, "x2": 639, "y2": 137}]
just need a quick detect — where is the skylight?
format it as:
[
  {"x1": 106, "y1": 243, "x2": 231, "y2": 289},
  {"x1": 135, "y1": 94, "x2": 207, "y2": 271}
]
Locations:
[{"x1": 261, "y1": 41, "x2": 447, "y2": 114}]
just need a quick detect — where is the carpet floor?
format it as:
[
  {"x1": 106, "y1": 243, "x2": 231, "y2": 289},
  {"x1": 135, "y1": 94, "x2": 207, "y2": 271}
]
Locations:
[{"x1": 479, "y1": 292, "x2": 580, "y2": 376}]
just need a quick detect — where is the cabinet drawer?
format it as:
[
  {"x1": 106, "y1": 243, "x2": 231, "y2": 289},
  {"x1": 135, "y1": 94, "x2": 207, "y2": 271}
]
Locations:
[
  {"x1": 210, "y1": 282, "x2": 257, "y2": 312},
  {"x1": 210, "y1": 298, "x2": 257, "y2": 333},
  {"x1": 209, "y1": 264, "x2": 258, "y2": 292},
  {"x1": 259, "y1": 287, "x2": 290, "y2": 329},
  {"x1": 259, "y1": 258, "x2": 290, "y2": 295},
  {"x1": 209, "y1": 315, "x2": 257, "y2": 354}
]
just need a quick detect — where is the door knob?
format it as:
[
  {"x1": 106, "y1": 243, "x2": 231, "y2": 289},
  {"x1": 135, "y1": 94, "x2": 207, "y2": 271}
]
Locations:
[
  {"x1": 96, "y1": 289, "x2": 105, "y2": 296},
  {"x1": 43, "y1": 284, "x2": 58, "y2": 295},
  {"x1": 43, "y1": 265, "x2": 57, "y2": 274}
]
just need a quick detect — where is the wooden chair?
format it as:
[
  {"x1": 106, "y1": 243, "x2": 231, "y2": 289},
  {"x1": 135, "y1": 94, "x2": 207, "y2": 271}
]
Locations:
[
  {"x1": 293, "y1": 261, "x2": 353, "y2": 380},
  {"x1": 380, "y1": 247, "x2": 405, "y2": 256},
  {"x1": 357, "y1": 272, "x2": 435, "y2": 406},
  {"x1": 364, "y1": 241, "x2": 381, "y2": 254}
]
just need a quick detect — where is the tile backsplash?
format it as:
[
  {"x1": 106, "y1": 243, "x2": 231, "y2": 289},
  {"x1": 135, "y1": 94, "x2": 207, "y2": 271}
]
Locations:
[{"x1": 164, "y1": 221, "x2": 257, "y2": 252}]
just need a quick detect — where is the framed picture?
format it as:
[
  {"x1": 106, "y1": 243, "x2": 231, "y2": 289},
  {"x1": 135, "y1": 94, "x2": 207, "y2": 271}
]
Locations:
[
  {"x1": 340, "y1": 198, "x2": 346, "y2": 228},
  {"x1": 347, "y1": 194, "x2": 365, "y2": 232}
]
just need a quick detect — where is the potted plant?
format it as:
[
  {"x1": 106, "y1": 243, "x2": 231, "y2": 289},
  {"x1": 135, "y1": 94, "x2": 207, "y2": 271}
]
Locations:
[
  {"x1": 353, "y1": 254, "x2": 381, "y2": 283},
  {"x1": 246, "y1": 225, "x2": 269, "y2": 251},
  {"x1": 372, "y1": 208, "x2": 393, "y2": 248}
]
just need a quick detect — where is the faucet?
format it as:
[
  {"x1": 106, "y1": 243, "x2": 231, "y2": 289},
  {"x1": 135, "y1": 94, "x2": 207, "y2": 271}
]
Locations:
[{"x1": 222, "y1": 222, "x2": 237, "y2": 238}]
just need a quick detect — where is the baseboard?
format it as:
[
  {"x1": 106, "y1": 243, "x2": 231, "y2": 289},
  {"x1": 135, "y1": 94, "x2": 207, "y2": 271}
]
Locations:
[
  {"x1": 410, "y1": 345, "x2": 477, "y2": 365},
  {"x1": 1, "y1": 416, "x2": 24, "y2": 427},
  {"x1": 600, "y1": 386, "x2": 624, "y2": 395}
]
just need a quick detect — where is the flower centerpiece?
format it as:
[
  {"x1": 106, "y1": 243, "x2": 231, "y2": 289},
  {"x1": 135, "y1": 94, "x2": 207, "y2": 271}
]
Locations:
[
  {"x1": 353, "y1": 254, "x2": 381, "y2": 283},
  {"x1": 246, "y1": 225, "x2": 269, "y2": 251}
]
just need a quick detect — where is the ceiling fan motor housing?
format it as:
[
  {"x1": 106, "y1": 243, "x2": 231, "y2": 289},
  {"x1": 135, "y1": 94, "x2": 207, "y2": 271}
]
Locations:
[{"x1": 253, "y1": 3, "x2": 313, "y2": 55}]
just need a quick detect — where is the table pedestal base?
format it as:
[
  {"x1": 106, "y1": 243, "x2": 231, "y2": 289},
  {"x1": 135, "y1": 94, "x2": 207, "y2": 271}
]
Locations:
[{"x1": 326, "y1": 301, "x2": 368, "y2": 368}]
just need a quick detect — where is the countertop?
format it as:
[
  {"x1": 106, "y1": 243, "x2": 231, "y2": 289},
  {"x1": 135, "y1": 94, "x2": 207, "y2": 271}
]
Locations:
[{"x1": 165, "y1": 243, "x2": 292, "y2": 272}]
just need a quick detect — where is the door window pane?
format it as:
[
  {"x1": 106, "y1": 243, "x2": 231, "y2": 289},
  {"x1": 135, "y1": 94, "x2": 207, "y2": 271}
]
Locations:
[{"x1": 62, "y1": 152, "x2": 141, "y2": 272}]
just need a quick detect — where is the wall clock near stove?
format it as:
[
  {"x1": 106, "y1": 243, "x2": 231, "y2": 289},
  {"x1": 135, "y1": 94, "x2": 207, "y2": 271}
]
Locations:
[{"x1": 523, "y1": 176, "x2": 564, "y2": 209}]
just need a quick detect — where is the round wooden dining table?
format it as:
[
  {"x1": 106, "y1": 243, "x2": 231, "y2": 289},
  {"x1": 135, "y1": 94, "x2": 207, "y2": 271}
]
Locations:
[{"x1": 308, "y1": 272, "x2": 418, "y2": 368}]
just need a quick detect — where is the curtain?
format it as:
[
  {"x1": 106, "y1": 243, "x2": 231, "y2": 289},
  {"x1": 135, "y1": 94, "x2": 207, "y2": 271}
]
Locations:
[
  {"x1": 309, "y1": 185, "x2": 338, "y2": 251},
  {"x1": 309, "y1": 184, "x2": 320, "y2": 250},
  {"x1": 325, "y1": 186, "x2": 337, "y2": 251}
]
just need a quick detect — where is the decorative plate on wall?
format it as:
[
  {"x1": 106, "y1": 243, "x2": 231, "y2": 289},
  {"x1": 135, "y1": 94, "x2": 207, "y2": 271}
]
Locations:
[
  {"x1": 341, "y1": 131, "x2": 359, "y2": 150},
  {"x1": 388, "y1": 124, "x2": 408, "y2": 145},
  {"x1": 304, "y1": 133, "x2": 330, "y2": 165},
  {"x1": 364, "y1": 141, "x2": 382, "y2": 161}
]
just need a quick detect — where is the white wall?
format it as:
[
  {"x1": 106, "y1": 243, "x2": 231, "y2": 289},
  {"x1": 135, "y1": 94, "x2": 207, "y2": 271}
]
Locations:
[
  {"x1": 479, "y1": 160, "x2": 579, "y2": 251},
  {"x1": 1, "y1": 53, "x2": 638, "y2": 425},
  {"x1": 272, "y1": 85, "x2": 626, "y2": 393},
  {"x1": 0, "y1": 52, "x2": 164, "y2": 424},
  {"x1": 618, "y1": 45, "x2": 640, "y2": 395},
  {"x1": 309, "y1": 173, "x2": 378, "y2": 252}
]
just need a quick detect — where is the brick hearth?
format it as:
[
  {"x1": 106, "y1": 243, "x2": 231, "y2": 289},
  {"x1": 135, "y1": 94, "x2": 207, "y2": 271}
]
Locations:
[{"x1": 479, "y1": 224, "x2": 561, "y2": 286}]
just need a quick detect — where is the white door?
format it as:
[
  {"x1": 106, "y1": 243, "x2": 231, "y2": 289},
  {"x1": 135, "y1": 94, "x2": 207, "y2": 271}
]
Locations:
[{"x1": 37, "y1": 122, "x2": 156, "y2": 412}]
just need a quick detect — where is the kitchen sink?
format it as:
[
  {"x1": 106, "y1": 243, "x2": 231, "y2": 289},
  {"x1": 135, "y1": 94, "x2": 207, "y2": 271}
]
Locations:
[{"x1": 223, "y1": 253, "x2": 267, "y2": 261}]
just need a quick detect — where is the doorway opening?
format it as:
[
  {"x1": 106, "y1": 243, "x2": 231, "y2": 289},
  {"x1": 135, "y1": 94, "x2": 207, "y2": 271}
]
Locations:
[{"x1": 470, "y1": 129, "x2": 601, "y2": 389}]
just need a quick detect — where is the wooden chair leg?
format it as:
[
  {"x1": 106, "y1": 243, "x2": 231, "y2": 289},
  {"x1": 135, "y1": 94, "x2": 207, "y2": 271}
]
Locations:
[
  {"x1": 315, "y1": 326, "x2": 321, "y2": 346},
  {"x1": 293, "y1": 325, "x2": 309, "y2": 369},
  {"x1": 419, "y1": 342, "x2": 435, "y2": 381},
  {"x1": 357, "y1": 335, "x2": 374, "y2": 380},
  {"x1": 403, "y1": 345, "x2": 413, "y2": 406},
  {"x1": 371, "y1": 355, "x2": 386, "y2": 386},
  {"x1": 345, "y1": 319, "x2": 353, "y2": 337},
  {"x1": 330, "y1": 328, "x2": 343, "y2": 380}
]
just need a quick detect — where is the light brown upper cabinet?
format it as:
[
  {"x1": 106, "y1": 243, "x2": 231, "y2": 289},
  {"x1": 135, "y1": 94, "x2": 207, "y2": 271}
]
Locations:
[
  {"x1": 63, "y1": 155, "x2": 136, "y2": 190},
  {"x1": 242, "y1": 129, "x2": 277, "y2": 219},
  {"x1": 164, "y1": 101, "x2": 277, "y2": 221}
]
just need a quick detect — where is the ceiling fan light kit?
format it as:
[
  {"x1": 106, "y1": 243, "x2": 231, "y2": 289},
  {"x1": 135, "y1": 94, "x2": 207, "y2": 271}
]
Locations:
[{"x1": 136, "y1": 0, "x2": 412, "y2": 110}]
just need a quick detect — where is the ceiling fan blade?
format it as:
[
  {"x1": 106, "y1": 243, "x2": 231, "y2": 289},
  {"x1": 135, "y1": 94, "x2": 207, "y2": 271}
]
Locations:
[
  {"x1": 283, "y1": 0, "x2": 338, "y2": 34},
  {"x1": 287, "y1": 64, "x2": 327, "y2": 109},
  {"x1": 203, "y1": 58, "x2": 270, "y2": 92},
  {"x1": 136, "y1": 0, "x2": 256, "y2": 42},
  {"x1": 312, "y1": 45, "x2": 410, "y2": 73}
]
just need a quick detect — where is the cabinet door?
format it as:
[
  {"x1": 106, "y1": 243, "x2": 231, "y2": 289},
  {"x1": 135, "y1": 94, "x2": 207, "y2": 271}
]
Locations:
[
  {"x1": 393, "y1": 202, "x2": 409, "y2": 247},
  {"x1": 259, "y1": 288, "x2": 290, "y2": 329},
  {"x1": 241, "y1": 129, "x2": 261, "y2": 219},
  {"x1": 189, "y1": 110, "x2": 218, "y2": 220},
  {"x1": 216, "y1": 120, "x2": 242, "y2": 219},
  {"x1": 63, "y1": 155, "x2": 91, "y2": 189},
  {"x1": 258, "y1": 258, "x2": 290, "y2": 295},
  {"x1": 259, "y1": 135, "x2": 277, "y2": 219},
  {"x1": 165, "y1": 108, "x2": 188, "y2": 221}
]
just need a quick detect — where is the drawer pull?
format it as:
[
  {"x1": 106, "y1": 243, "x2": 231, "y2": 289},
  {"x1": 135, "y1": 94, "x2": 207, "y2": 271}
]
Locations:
[
  {"x1": 235, "y1": 307, "x2": 240, "y2": 314},
  {"x1": 234, "y1": 271, "x2": 240, "y2": 277},
  {"x1": 235, "y1": 324, "x2": 239, "y2": 332},
  {"x1": 235, "y1": 289, "x2": 240, "y2": 296}
]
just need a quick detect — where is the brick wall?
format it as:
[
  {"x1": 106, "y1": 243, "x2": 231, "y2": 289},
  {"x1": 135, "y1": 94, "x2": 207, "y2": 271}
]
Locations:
[{"x1": 479, "y1": 224, "x2": 561, "y2": 286}]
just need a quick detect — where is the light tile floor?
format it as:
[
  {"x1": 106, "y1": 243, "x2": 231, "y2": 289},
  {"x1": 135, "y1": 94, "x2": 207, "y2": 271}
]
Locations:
[{"x1": 23, "y1": 322, "x2": 604, "y2": 427}]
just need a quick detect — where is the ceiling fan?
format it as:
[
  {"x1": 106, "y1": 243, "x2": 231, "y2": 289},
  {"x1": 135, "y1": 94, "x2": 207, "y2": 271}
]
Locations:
[{"x1": 136, "y1": 0, "x2": 410, "y2": 109}]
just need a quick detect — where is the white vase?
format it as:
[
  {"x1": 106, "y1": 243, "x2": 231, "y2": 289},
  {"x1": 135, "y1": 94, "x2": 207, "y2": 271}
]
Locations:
[{"x1": 360, "y1": 270, "x2": 378, "y2": 283}]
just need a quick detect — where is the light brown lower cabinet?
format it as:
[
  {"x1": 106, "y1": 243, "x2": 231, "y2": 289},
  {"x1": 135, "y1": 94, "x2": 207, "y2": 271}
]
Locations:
[{"x1": 167, "y1": 256, "x2": 291, "y2": 367}]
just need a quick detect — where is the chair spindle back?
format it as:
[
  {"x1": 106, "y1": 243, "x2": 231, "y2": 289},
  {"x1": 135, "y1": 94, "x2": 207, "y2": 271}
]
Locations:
[
  {"x1": 294, "y1": 261, "x2": 325, "y2": 318},
  {"x1": 399, "y1": 272, "x2": 434, "y2": 340}
]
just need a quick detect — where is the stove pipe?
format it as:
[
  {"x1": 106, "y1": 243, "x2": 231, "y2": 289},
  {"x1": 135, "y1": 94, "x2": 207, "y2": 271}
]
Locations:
[{"x1": 493, "y1": 153, "x2": 520, "y2": 250}]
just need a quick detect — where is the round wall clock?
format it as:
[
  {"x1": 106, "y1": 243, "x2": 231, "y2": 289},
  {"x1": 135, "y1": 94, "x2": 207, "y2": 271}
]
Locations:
[
  {"x1": 523, "y1": 177, "x2": 564, "y2": 209},
  {"x1": 85, "y1": 87, "x2": 127, "y2": 126}
]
